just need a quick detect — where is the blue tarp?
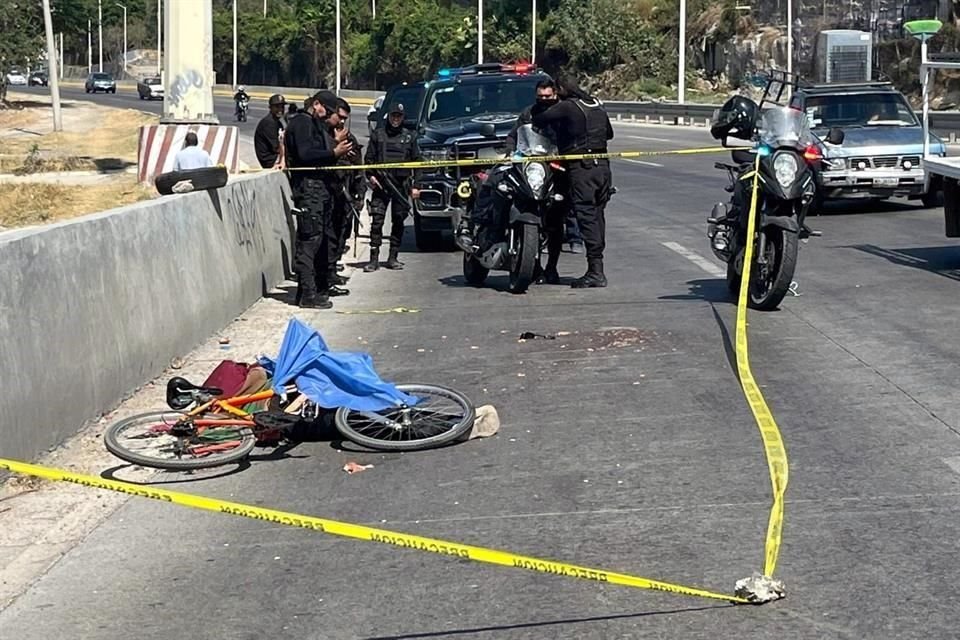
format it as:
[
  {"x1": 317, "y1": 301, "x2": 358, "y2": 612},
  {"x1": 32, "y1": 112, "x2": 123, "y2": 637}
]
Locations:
[{"x1": 258, "y1": 318, "x2": 420, "y2": 412}]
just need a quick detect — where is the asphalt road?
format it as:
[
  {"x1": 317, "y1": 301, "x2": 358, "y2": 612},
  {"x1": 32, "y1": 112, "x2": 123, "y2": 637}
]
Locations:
[{"x1": 3, "y1": 124, "x2": 960, "y2": 638}]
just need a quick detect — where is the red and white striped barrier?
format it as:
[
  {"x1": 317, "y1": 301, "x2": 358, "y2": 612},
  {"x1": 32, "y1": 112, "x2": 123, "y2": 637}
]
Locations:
[{"x1": 137, "y1": 124, "x2": 239, "y2": 184}]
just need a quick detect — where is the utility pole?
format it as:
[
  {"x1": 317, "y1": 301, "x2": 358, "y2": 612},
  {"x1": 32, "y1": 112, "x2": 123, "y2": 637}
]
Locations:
[
  {"x1": 263, "y1": 0, "x2": 267, "y2": 17},
  {"x1": 787, "y1": 0, "x2": 793, "y2": 94},
  {"x1": 116, "y1": 3, "x2": 127, "y2": 76},
  {"x1": 41, "y1": 0, "x2": 62, "y2": 132},
  {"x1": 372, "y1": 0, "x2": 376, "y2": 19},
  {"x1": 59, "y1": 32, "x2": 64, "y2": 79},
  {"x1": 98, "y1": 0, "x2": 103, "y2": 73},
  {"x1": 88, "y1": 20, "x2": 93, "y2": 73}
]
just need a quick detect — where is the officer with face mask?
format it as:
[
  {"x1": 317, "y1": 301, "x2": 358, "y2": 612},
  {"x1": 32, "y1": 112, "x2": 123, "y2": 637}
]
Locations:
[
  {"x1": 532, "y1": 74, "x2": 614, "y2": 288},
  {"x1": 363, "y1": 102, "x2": 419, "y2": 272}
]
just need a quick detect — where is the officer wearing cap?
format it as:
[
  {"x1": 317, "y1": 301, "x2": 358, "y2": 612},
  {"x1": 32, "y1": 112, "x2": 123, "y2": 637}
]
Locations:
[
  {"x1": 284, "y1": 90, "x2": 353, "y2": 308},
  {"x1": 363, "y1": 102, "x2": 419, "y2": 271},
  {"x1": 254, "y1": 94, "x2": 287, "y2": 169}
]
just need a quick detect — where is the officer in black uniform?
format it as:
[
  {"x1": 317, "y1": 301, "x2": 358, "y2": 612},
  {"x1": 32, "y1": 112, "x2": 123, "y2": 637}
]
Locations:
[
  {"x1": 332, "y1": 98, "x2": 366, "y2": 271},
  {"x1": 283, "y1": 91, "x2": 353, "y2": 308},
  {"x1": 532, "y1": 75, "x2": 614, "y2": 288},
  {"x1": 363, "y1": 102, "x2": 419, "y2": 272}
]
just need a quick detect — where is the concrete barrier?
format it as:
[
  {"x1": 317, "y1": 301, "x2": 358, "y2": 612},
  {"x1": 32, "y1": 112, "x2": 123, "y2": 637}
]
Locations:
[{"x1": 0, "y1": 172, "x2": 295, "y2": 462}]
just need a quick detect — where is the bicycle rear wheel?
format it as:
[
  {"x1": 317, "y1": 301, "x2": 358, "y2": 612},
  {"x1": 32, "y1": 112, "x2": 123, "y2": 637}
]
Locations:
[
  {"x1": 334, "y1": 384, "x2": 475, "y2": 451},
  {"x1": 104, "y1": 410, "x2": 257, "y2": 470}
]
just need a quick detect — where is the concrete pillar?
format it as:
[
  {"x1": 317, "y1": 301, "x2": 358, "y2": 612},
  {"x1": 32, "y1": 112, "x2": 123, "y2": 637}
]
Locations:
[
  {"x1": 162, "y1": 0, "x2": 217, "y2": 123},
  {"x1": 138, "y1": 0, "x2": 239, "y2": 185}
]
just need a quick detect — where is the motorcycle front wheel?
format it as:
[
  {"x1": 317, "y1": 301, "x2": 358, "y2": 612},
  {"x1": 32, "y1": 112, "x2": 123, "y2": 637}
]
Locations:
[
  {"x1": 738, "y1": 227, "x2": 797, "y2": 311},
  {"x1": 508, "y1": 223, "x2": 539, "y2": 294}
]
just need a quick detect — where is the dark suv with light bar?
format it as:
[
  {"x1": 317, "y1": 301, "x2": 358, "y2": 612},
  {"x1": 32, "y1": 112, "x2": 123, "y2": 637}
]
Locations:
[{"x1": 411, "y1": 62, "x2": 551, "y2": 250}]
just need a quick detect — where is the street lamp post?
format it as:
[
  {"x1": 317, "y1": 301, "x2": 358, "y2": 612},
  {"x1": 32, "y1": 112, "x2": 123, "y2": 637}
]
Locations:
[
  {"x1": 372, "y1": 0, "x2": 376, "y2": 19},
  {"x1": 678, "y1": 0, "x2": 686, "y2": 104},
  {"x1": 59, "y1": 32, "x2": 64, "y2": 79},
  {"x1": 478, "y1": 0, "x2": 484, "y2": 64},
  {"x1": 88, "y1": 19, "x2": 93, "y2": 73},
  {"x1": 116, "y1": 3, "x2": 127, "y2": 76},
  {"x1": 98, "y1": 0, "x2": 103, "y2": 73},
  {"x1": 232, "y1": 0, "x2": 238, "y2": 87},
  {"x1": 336, "y1": 0, "x2": 342, "y2": 93},
  {"x1": 41, "y1": 0, "x2": 62, "y2": 132},
  {"x1": 156, "y1": 0, "x2": 161, "y2": 75},
  {"x1": 532, "y1": 0, "x2": 537, "y2": 63}
]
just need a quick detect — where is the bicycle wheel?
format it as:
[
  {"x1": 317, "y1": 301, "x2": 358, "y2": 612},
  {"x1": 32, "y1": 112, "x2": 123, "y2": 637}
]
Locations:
[
  {"x1": 334, "y1": 384, "x2": 476, "y2": 451},
  {"x1": 104, "y1": 410, "x2": 257, "y2": 470}
]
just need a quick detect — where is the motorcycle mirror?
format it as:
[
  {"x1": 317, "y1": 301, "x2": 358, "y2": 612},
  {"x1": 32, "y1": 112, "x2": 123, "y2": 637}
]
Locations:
[
  {"x1": 825, "y1": 127, "x2": 845, "y2": 145},
  {"x1": 480, "y1": 123, "x2": 497, "y2": 137}
]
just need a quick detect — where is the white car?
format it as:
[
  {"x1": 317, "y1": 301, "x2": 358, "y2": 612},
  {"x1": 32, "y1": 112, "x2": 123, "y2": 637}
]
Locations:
[{"x1": 5, "y1": 69, "x2": 27, "y2": 86}]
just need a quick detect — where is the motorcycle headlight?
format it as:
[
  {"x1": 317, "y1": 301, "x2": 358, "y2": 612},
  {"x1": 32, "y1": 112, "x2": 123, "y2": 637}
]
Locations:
[
  {"x1": 524, "y1": 162, "x2": 546, "y2": 194},
  {"x1": 773, "y1": 152, "x2": 799, "y2": 189}
]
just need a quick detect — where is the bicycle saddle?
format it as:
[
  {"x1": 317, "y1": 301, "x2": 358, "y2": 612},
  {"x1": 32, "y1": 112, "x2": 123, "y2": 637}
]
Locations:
[{"x1": 166, "y1": 377, "x2": 224, "y2": 411}]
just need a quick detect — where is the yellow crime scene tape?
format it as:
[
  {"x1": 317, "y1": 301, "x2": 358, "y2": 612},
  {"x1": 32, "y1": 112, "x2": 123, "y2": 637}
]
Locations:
[
  {"x1": 0, "y1": 457, "x2": 747, "y2": 605},
  {"x1": 335, "y1": 307, "x2": 420, "y2": 315},
  {"x1": 736, "y1": 158, "x2": 789, "y2": 578},
  {"x1": 240, "y1": 146, "x2": 730, "y2": 174}
]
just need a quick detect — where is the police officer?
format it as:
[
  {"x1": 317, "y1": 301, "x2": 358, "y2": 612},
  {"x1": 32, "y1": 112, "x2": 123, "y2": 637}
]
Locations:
[
  {"x1": 332, "y1": 98, "x2": 366, "y2": 272},
  {"x1": 284, "y1": 91, "x2": 353, "y2": 308},
  {"x1": 254, "y1": 94, "x2": 286, "y2": 169},
  {"x1": 363, "y1": 102, "x2": 419, "y2": 272},
  {"x1": 532, "y1": 75, "x2": 614, "y2": 288}
]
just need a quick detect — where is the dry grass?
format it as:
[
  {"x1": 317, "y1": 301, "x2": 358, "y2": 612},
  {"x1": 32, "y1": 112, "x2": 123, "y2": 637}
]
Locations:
[
  {"x1": 0, "y1": 178, "x2": 155, "y2": 228},
  {"x1": 1, "y1": 107, "x2": 156, "y2": 175},
  {"x1": 0, "y1": 107, "x2": 39, "y2": 130}
]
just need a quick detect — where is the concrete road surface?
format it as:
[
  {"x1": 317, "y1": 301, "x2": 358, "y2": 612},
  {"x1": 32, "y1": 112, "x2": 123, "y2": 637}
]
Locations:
[{"x1": 2, "y1": 124, "x2": 960, "y2": 639}]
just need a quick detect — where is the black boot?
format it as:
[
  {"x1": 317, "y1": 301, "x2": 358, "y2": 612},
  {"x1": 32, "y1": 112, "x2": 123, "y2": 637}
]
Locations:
[
  {"x1": 571, "y1": 258, "x2": 607, "y2": 288},
  {"x1": 330, "y1": 272, "x2": 350, "y2": 286},
  {"x1": 299, "y1": 292, "x2": 333, "y2": 309},
  {"x1": 384, "y1": 246, "x2": 404, "y2": 270},
  {"x1": 364, "y1": 248, "x2": 380, "y2": 272}
]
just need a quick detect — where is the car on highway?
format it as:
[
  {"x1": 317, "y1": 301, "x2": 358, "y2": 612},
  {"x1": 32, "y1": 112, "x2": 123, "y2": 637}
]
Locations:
[
  {"x1": 137, "y1": 76, "x2": 163, "y2": 100},
  {"x1": 411, "y1": 63, "x2": 550, "y2": 250},
  {"x1": 367, "y1": 81, "x2": 426, "y2": 135},
  {"x1": 789, "y1": 82, "x2": 947, "y2": 208},
  {"x1": 85, "y1": 72, "x2": 117, "y2": 94},
  {"x1": 28, "y1": 71, "x2": 48, "y2": 86},
  {"x1": 5, "y1": 68, "x2": 27, "y2": 86}
]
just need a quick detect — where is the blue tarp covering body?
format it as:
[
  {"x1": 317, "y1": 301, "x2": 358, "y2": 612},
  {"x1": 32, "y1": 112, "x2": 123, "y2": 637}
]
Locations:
[{"x1": 258, "y1": 318, "x2": 419, "y2": 411}]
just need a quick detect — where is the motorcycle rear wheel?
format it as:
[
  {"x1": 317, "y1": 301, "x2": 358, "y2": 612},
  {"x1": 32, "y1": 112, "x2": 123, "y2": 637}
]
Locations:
[{"x1": 508, "y1": 223, "x2": 538, "y2": 294}]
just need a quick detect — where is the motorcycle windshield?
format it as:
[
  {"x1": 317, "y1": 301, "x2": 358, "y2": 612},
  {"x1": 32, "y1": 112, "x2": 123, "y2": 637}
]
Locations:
[
  {"x1": 516, "y1": 124, "x2": 558, "y2": 157},
  {"x1": 758, "y1": 107, "x2": 814, "y2": 150}
]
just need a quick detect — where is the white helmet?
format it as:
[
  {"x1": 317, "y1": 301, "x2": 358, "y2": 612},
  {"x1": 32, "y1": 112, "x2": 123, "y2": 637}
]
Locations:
[{"x1": 238, "y1": 85, "x2": 246, "y2": 92}]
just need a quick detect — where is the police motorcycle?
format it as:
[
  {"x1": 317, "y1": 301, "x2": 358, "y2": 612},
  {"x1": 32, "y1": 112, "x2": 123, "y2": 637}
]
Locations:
[
  {"x1": 455, "y1": 124, "x2": 562, "y2": 294},
  {"x1": 235, "y1": 93, "x2": 249, "y2": 122},
  {"x1": 708, "y1": 92, "x2": 844, "y2": 310}
]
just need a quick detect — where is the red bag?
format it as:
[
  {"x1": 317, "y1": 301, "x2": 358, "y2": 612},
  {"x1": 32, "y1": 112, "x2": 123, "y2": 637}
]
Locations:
[{"x1": 201, "y1": 360, "x2": 252, "y2": 398}]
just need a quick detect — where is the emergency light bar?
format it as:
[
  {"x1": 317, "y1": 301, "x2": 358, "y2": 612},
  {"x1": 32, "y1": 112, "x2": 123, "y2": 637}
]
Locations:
[{"x1": 435, "y1": 63, "x2": 539, "y2": 79}]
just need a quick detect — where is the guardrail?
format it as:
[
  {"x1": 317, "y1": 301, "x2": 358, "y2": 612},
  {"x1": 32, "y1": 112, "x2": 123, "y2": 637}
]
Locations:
[{"x1": 603, "y1": 100, "x2": 960, "y2": 140}]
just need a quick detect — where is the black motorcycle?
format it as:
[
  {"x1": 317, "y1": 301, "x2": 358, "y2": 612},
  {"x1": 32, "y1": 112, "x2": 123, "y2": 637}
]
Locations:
[
  {"x1": 708, "y1": 98, "x2": 843, "y2": 310},
  {"x1": 236, "y1": 97, "x2": 249, "y2": 122},
  {"x1": 456, "y1": 125, "x2": 562, "y2": 294}
]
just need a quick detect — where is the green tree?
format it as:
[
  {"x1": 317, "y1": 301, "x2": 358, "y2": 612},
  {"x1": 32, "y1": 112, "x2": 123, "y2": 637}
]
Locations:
[{"x1": 0, "y1": 1, "x2": 43, "y2": 104}]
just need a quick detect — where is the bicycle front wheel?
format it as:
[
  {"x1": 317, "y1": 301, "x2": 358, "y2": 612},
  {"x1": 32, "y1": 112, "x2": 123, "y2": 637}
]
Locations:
[
  {"x1": 334, "y1": 384, "x2": 476, "y2": 451},
  {"x1": 104, "y1": 410, "x2": 258, "y2": 470}
]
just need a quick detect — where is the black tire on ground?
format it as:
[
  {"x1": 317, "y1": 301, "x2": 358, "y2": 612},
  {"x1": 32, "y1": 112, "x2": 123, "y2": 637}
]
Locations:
[
  {"x1": 463, "y1": 253, "x2": 489, "y2": 285},
  {"x1": 726, "y1": 256, "x2": 742, "y2": 298},
  {"x1": 507, "y1": 223, "x2": 539, "y2": 294},
  {"x1": 921, "y1": 189, "x2": 941, "y2": 209},
  {"x1": 334, "y1": 384, "x2": 476, "y2": 452},
  {"x1": 104, "y1": 410, "x2": 258, "y2": 470},
  {"x1": 154, "y1": 166, "x2": 229, "y2": 195},
  {"x1": 748, "y1": 226, "x2": 798, "y2": 311}
]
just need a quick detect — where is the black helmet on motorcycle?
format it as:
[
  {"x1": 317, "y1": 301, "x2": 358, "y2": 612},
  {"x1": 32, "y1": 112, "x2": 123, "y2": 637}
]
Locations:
[{"x1": 711, "y1": 95, "x2": 759, "y2": 143}]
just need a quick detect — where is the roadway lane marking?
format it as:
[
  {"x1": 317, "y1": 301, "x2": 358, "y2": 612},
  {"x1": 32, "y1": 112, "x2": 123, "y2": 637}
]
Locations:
[
  {"x1": 661, "y1": 241, "x2": 725, "y2": 277},
  {"x1": 620, "y1": 158, "x2": 664, "y2": 168},
  {"x1": 627, "y1": 135, "x2": 679, "y2": 143}
]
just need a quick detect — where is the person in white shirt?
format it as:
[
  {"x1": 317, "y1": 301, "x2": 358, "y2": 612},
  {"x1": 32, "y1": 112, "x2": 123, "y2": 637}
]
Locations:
[{"x1": 173, "y1": 132, "x2": 214, "y2": 171}]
